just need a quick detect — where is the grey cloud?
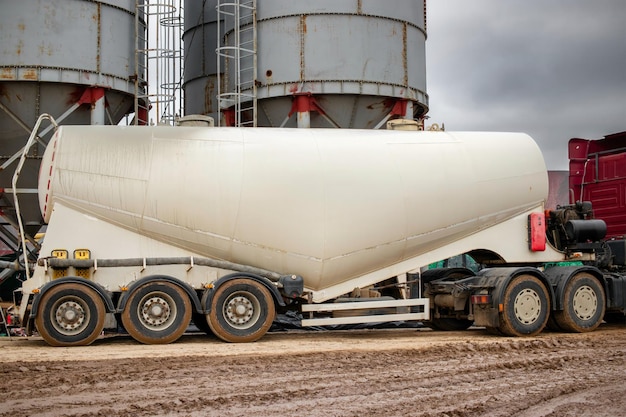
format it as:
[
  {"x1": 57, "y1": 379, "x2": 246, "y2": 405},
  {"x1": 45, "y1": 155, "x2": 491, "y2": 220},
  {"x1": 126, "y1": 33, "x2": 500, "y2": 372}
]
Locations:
[{"x1": 425, "y1": 0, "x2": 626, "y2": 169}]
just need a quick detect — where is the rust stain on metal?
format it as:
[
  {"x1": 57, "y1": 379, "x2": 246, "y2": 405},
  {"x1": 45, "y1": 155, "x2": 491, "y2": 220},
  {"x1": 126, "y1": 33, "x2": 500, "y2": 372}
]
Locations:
[
  {"x1": 205, "y1": 78, "x2": 215, "y2": 113},
  {"x1": 357, "y1": 0, "x2": 362, "y2": 14},
  {"x1": 0, "y1": 68, "x2": 15, "y2": 80},
  {"x1": 300, "y1": 15, "x2": 306, "y2": 80},
  {"x1": 22, "y1": 69, "x2": 38, "y2": 80},
  {"x1": 68, "y1": 88, "x2": 84, "y2": 106},
  {"x1": 402, "y1": 23, "x2": 408, "y2": 86},
  {"x1": 18, "y1": 22, "x2": 25, "y2": 31},
  {"x1": 96, "y1": 4, "x2": 101, "y2": 73}
]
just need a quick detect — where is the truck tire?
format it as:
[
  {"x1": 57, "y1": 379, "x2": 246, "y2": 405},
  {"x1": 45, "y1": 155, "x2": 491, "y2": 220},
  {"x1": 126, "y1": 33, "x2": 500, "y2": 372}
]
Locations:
[
  {"x1": 35, "y1": 283, "x2": 106, "y2": 347},
  {"x1": 554, "y1": 273, "x2": 605, "y2": 332},
  {"x1": 498, "y1": 275, "x2": 550, "y2": 337},
  {"x1": 207, "y1": 278, "x2": 275, "y2": 343},
  {"x1": 121, "y1": 281, "x2": 192, "y2": 344}
]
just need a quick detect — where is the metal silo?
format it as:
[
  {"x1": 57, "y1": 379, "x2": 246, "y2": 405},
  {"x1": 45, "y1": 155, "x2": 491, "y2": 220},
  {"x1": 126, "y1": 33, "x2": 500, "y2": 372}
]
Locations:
[
  {"x1": 182, "y1": 0, "x2": 222, "y2": 120},
  {"x1": 0, "y1": 0, "x2": 139, "y2": 257},
  {"x1": 187, "y1": 0, "x2": 428, "y2": 128}
]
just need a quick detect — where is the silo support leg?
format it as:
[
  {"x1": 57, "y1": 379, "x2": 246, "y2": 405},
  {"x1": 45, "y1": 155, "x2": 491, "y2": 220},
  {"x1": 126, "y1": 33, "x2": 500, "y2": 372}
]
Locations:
[
  {"x1": 0, "y1": 87, "x2": 103, "y2": 172},
  {"x1": 286, "y1": 93, "x2": 341, "y2": 128},
  {"x1": 0, "y1": 101, "x2": 80, "y2": 172},
  {"x1": 373, "y1": 99, "x2": 413, "y2": 129},
  {"x1": 77, "y1": 87, "x2": 106, "y2": 126}
]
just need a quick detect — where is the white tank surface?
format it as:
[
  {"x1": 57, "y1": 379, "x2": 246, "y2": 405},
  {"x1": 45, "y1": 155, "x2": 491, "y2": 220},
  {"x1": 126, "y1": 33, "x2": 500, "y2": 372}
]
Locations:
[{"x1": 39, "y1": 126, "x2": 548, "y2": 291}]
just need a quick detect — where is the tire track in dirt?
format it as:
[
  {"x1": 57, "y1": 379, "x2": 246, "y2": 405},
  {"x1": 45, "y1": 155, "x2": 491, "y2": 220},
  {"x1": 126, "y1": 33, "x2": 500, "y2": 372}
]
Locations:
[{"x1": 0, "y1": 325, "x2": 625, "y2": 416}]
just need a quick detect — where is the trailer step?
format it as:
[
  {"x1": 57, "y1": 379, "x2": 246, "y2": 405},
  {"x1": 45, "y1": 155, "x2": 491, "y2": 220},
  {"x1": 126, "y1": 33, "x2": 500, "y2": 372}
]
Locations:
[{"x1": 301, "y1": 298, "x2": 429, "y2": 327}]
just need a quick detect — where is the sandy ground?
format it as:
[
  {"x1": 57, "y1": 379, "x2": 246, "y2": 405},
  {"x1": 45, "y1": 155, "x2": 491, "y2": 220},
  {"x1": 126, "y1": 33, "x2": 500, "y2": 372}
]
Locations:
[{"x1": 0, "y1": 323, "x2": 625, "y2": 417}]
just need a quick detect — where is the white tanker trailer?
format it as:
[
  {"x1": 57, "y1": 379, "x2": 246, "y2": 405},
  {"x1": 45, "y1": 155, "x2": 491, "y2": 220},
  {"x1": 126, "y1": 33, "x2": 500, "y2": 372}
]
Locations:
[{"x1": 12, "y1": 115, "x2": 626, "y2": 346}]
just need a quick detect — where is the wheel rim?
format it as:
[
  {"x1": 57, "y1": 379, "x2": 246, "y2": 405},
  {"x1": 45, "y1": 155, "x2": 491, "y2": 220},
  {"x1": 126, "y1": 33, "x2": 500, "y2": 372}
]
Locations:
[
  {"x1": 514, "y1": 288, "x2": 542, "y2": 325},
  {"x1": 223, "y1": 291, "x2": 261, "y2": 330},
  {"x1": 51, "y1": 296, "x2": 90, "y2": 336},
  {"x1": 137, "y1": 292, "x2": 176, "y2": 331},
  {"x1": 572, "y1": 285, "x2": 597, "y2": 321}
]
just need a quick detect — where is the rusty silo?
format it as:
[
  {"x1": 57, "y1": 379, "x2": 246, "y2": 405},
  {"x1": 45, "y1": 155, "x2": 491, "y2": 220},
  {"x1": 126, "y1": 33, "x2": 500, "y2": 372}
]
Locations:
[
  {"x1": 184, "y1": 0, "x2": 428, "y2": 128},
  {"x1": 0, "y1": 0, "x2": 140, "y2": 256}
]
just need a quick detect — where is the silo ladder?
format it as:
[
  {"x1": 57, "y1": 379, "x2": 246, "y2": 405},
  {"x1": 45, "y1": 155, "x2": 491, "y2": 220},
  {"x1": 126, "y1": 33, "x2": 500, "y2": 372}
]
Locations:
[{"x1": 217, "y1": 0, "x2": 258, "y2": 127}]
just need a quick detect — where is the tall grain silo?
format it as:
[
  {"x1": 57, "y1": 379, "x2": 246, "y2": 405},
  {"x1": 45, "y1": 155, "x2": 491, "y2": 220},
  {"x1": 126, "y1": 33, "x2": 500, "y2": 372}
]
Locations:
[
  {"x1": 0, "y1": 0, "x2": 140, "y2": 256},
  {"x1": 184, "y1": 0, "x2": 428, "y2": 128}
]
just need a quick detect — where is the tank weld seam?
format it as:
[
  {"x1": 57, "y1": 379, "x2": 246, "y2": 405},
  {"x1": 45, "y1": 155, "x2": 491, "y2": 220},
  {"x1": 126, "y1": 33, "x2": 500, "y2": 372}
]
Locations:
[
  {"x1": 231, "y1": 238, "x2": 322, "y2": 263},
  {"x1": 254, "y1": 80, "x2": 426, "y2": 99},
  {"x1": 256, "y1": 13, "x2": 425, "y2": 35},
  {"x1": 0, "y1": 65, "x2": 131, "y2": 84},
  {"x1": 325, "y1": 204, "x2": 545, "y2": 263},
  {"x1": 84, "y1": 0, "x2": 138, "y2": 16}
]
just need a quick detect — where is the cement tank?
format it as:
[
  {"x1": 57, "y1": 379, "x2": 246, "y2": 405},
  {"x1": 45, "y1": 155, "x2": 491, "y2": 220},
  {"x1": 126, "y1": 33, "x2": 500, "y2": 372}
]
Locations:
[
  {"x1": 185, "y1": 0, "x2": 428, "y2": 128},
  {"x1": 39, "y1": 126, "x2": 548, "y2": 292},
  {"x1": 0, "y1": 0, "x2": 139, "y2": 236}
]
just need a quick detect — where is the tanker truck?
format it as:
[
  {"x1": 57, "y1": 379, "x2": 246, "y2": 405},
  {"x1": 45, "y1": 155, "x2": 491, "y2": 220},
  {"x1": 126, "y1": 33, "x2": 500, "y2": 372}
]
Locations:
[{"x1": 11, "y1": 115, "x2": 626, "y2": 346}]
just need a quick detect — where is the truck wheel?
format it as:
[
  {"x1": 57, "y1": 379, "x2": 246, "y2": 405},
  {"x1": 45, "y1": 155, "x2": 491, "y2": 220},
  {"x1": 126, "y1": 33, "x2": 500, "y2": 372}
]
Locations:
[
  {"x1": 554, "y1": 273, "x2": 605, "y2": 332},
  {"x1": 121, "y1": 281, "x2": 192, "y2": 344},
  {"x1": 35, "y1": 283, "x2": 106, "y2": 347},
  {"x1": 498, "y1": 275, "x2": 549, "y2": 337},
  {"x1": 207, "y1": 278, "x2": 275, "y2": 343}
]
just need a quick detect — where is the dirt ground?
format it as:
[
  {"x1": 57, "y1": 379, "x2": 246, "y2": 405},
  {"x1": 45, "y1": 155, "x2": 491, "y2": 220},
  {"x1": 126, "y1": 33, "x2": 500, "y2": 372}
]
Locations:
[{"x1": 0, "y1": 323, "x2": 625, "y2": 417}]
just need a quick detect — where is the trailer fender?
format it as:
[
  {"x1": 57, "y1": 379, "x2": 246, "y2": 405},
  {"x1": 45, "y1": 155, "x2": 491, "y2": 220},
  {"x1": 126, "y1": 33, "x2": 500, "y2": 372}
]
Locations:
[
  {"x1": 543, "y1": 266, "x2": 605, "y2": 311},
  {"x1": 474, "y1": 267, "x2": 555, "y2": 311},
  {"x1": 201, "y1": 272, "x2": 286, "y2": 313},
  {"x1": 116, "y1": 275, "x2": 203, "y2": 314},
  {"x1": 29, "y1": 277, "x2": 116, "y2": 319}
]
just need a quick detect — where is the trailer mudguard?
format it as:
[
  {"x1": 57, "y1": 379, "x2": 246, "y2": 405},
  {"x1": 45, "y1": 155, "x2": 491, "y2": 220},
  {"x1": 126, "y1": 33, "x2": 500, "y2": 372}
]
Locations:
[
  {"x1": 116, "y1": 275, "x2": 203, "y2": 314},
  {"x1": 603, "y1": 273, "x2": 626, "y2": 310},
  {"x1": 475, "y1": 267, "x2": 555, "y2": 309},
  {"x1": 469, "y1": 267, "x2": 554, "y2": 328},
  {"x1": 543, "y1": 266, "x2": 606, "y2": 311},
  {"x1": 30, "y1": 277, "x2": 116, "y2": 318},
  {"x1": 201, "y1": 272, "x2": 286, "y2": 313}
]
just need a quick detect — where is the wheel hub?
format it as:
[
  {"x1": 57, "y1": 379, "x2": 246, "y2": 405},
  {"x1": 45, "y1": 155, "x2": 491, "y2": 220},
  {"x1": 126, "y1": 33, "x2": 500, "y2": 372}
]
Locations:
[
  {"x1": 141, "y1": 296, "x2": 171, "y2": 326},
  {"x1": 55, "y1": 301, "x2": 86, "y2": 332},
  {"x1": 573, "y1": 285, "x2": 597, "y2": 320},
  {"x1": 514, "y1": 288, "x2": 541, "y2": 325},
  {"x1": 226, "y1": 296, "x2": 254, "y2": 325}
]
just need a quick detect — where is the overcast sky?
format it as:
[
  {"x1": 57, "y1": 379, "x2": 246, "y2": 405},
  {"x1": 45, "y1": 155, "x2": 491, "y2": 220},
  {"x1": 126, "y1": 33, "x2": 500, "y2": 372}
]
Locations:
[{"x1": 425, "y1": 0, "x2": 626, "y2": 170}]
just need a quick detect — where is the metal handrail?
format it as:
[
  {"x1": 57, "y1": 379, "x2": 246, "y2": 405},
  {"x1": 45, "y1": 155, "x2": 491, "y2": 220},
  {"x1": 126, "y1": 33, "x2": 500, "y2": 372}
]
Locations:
[{"x1": 12, "y1": 113, "x2": 58, "y2": 277}]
